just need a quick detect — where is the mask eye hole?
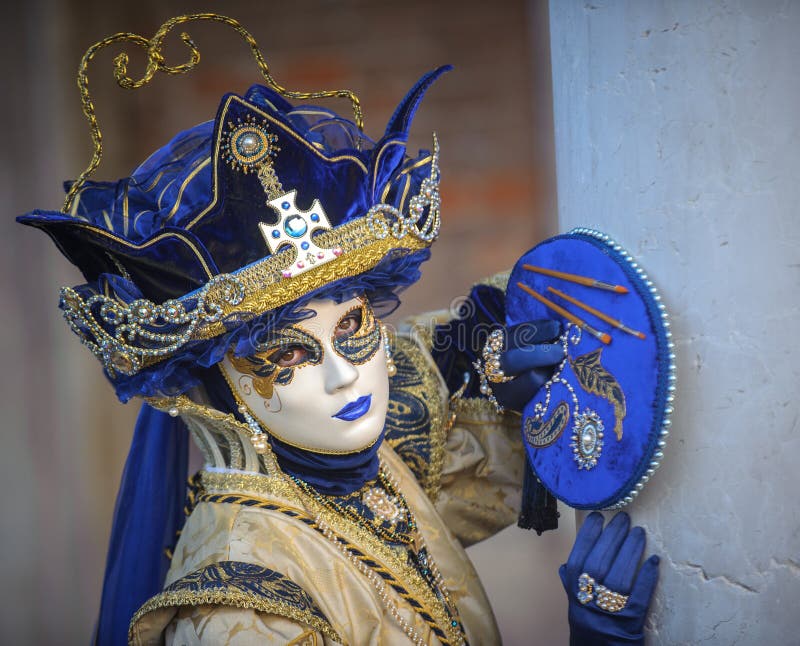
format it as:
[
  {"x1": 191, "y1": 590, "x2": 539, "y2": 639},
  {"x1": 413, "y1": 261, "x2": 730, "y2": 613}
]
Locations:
[
  {"x1": 334, "y1": 306, "x2": 364, "y2": 340},
  {"x1": 268, "y1": 344, "x2": 309, "y2": 367}
]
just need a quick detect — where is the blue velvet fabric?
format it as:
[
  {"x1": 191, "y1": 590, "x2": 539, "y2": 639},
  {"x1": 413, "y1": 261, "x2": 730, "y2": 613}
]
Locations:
[
  {"x1": 560, "y1": 512, "x2": 660, "y2": 645},
  {"x1": 18, "y1": 68, "x2": 451, "y2": 301},
  {"x1": 430, "y1": 283, "x2": 563, "y2": 532},
  {"x1": 94, "y1": 403, "x2": 189, "y2": 646},
  {"x1": 505, "y1": 231, "x2": 672, "y2": 509},
  {"x1": 19, "y1": 67, "x2": 450, "y2": 402},
  {"x1": 270, "y1": 431, "x2": 385, "y2": 496},
  {"x1": 431, "y1": 283, "x2": 506, "y2": 396}
]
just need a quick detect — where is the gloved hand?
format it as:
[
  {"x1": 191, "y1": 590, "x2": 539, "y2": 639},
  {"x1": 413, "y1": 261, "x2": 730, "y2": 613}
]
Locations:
[
  {"x1": 430, "y1": 283, "x2": 563, "y2": 413},
  {"x1": 486, "y1": 319, "x2": 564, "y2": 413},
  {"x1": 560, "y1": 512, "x2": 660, "y2": 646}
]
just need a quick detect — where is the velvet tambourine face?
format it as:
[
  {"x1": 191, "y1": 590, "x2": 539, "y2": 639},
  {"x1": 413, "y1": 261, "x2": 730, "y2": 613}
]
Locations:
[
  {"x1": 505, "y1": 229, "x2": 676, "y2": 510},
  {"x1": 221, "y1": 297, "x2": 389, "y2": 454}
]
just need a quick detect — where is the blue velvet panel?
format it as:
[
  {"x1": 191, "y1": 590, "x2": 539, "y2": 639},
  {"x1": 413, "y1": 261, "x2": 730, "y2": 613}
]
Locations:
[{"x1": 505, "y1": 231, "x2": 671, "y2": 509}]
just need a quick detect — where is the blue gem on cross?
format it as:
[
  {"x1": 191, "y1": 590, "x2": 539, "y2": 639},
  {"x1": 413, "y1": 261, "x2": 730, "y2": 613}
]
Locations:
[{"x1": 284, "y1": 215, "x2": 308, "y2": 238}]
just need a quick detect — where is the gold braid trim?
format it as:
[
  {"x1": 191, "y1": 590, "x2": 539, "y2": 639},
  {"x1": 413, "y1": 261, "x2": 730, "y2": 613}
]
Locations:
[
  {"x1": 113, "y1": 213, "x2": 431, "y2": 371},
  {"x1": 147, "y1": 394, "x2": 243, "y2": 428},
  {"x1": 145, "y1": 394, "x2": 461, "y2": 642},
  {"x1": 128, "y1": 562, "x2": 342, "y2": 645},
  {"x1": 66, "y1": 12, "x2": 363, "y2": 212},
  {"x1": 193, "y1": 218, "x2": 429, "y2": 341},
  {"x1": 200, "y1": 468, "x2": 301, "y2": 505},
  {"x1": 307, "y1": 484, "x2": 464, "y2": 645},
  {"x1": 193, "y1": 466, "x2": 463, "y2": 645},
  {"x1": 146, "y1": 394, "x2": 282, "y2": 478}
]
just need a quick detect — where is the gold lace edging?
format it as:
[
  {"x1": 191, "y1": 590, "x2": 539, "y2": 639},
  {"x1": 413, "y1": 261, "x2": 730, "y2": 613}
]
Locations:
[{"x1": 128, "y1": 562, "x2": 342, "y2": 645}]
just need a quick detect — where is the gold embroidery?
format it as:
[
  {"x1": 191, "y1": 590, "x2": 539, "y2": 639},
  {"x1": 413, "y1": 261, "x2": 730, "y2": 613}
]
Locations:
[
  {"x1": 194, "y1": 462, "x2": 465, "y2": 645},
  {"x1": 128, "y1": 561, "x2": 342, "y2": 645},
  {"x1": 147, "y1": 394, "x2": 282, "y2": 477},
  {"x1": 291, "y1": 465, "x2": 414, "y2": 546},
  {"x1": 569, "y1": 347, "x2": 627, "y2": 440},
  {"x1": 385, "y1": 336, "x2": 448, "y2": 500},
  {"x1": 287, "y1": 629, "x2": 318, "y2": 646},
  {"x1": 200, "y1": 469, "x2": 302, "y2": 505},
  {"x1": 524, "y1": 400, "x2": 570, "y2": 447},
  {"x1": 192, "y1": 215, "x2": 430, "y2": 341},
  {"x1": 307, "y1": 470, "x2": 465, "y2": 645},
  {"x1": 451, "y1": 396, "x2": 519, "y2": 421}
]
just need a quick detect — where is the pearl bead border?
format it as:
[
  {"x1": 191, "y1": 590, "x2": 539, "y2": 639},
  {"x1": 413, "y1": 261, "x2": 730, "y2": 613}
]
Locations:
[{"x1": 568, "y1": 228, "x2": 676, "y2": 510}]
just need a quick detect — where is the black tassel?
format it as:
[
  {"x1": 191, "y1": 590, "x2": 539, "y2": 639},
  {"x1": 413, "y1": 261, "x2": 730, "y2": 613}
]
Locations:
[{"x1": 518, "y1": 458, "x2": 559, "y2": 535}]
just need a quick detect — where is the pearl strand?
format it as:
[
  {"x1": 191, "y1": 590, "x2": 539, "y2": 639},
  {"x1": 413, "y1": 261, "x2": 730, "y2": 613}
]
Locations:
[
  {"x1": 380, "y1": 467, "x2": 464, "y2": 645},
  {"x1": 317, "y1": 517, "x2": 426, "y2": 646}
]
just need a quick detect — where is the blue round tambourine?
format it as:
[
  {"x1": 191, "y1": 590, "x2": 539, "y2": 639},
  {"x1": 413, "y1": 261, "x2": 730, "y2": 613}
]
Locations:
[{"x1": 505, "y1": 228, "x2": 676, "y2": 510}]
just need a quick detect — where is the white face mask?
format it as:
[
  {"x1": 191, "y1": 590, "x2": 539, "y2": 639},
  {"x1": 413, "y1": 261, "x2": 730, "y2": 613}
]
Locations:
[{"x1": 221, "y1": 297, "x2": 389, "y2": 454}]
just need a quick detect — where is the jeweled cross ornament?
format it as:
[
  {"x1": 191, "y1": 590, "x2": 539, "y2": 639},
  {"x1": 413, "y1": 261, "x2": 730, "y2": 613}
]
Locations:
[{"x1": 259, "y1": 190, "x2": 342, "y2": 278}]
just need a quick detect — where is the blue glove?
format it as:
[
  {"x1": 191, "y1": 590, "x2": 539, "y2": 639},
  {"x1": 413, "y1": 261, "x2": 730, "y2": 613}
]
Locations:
[
  {"x1": 491, "y1": 320, "x2": 564, "y2": 412},
  {"x1": 430, "y1": 283, "x2": 563, "y2": 413},
  {"x1": 560, "y1": 512, "x2": 660, "y2": 646}
]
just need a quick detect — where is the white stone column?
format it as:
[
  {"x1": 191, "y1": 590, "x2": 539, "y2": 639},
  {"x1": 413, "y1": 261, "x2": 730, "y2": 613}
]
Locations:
[{"x1": 548, "y1": 1, "x2": 800, "y2": 643}]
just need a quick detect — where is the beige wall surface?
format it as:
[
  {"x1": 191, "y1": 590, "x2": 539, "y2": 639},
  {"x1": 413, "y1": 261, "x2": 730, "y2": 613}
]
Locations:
[{"x1": 0, "y1": 1, "x2": 571, "y2": 643}]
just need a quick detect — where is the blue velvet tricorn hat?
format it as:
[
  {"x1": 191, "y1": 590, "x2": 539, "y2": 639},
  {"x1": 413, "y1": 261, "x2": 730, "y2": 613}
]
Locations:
[{"x1": 18, "y1": 15, "x2": 450, "y2": 402}]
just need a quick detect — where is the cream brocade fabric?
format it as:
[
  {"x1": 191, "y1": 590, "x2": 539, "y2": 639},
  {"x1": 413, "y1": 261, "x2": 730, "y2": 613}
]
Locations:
[{"x1": 129, "y1": 333, "x2": 525, "y2": 645}]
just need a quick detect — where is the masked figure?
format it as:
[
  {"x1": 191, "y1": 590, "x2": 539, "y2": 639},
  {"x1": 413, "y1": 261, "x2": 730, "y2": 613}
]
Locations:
[{"x1": 19, "y1": 15, "x2": 659, "y2": 646}]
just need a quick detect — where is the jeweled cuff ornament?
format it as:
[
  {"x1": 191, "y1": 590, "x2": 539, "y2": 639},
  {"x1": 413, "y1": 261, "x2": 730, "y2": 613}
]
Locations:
[{"x1": 473, "y1": 328, "x2": 514, "y2": 414}]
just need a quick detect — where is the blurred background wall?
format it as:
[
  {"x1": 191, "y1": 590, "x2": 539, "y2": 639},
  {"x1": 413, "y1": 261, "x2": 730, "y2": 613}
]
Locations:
[{"x1": 1, "y1": 1, "x2": 572, "y2": 644}]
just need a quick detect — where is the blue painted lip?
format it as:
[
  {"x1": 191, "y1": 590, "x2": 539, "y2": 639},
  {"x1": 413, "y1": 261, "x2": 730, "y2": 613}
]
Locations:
[{"x1": 333, "y1": 394, "x2": 372, "y2": 421}]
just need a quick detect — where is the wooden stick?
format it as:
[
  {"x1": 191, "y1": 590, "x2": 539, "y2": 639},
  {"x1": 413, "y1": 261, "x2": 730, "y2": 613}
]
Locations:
[
  {"x1": 548, "y1": 287, "x2": 646, "y2": 340},
  {"x1": 516, "y1": 282, "x2": 612, "y2": 345},
  {"x1": 522, "y1": 264, "x2": 628, "y2": 294}
]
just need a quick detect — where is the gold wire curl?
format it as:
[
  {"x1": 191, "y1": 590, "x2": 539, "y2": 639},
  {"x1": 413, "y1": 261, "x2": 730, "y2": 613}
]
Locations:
[{"x1": 64, "y1": 13, "x2": 365, "y2": 213}]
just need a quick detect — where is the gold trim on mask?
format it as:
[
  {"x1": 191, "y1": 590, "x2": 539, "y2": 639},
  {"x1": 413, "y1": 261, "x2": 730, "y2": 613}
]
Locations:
[
  {"x1": 218, "y1": 358, "x2": 385, "y2": 457},
  {"x1": 331, "y1": 299, "x2": 381, "y2": 365}
]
